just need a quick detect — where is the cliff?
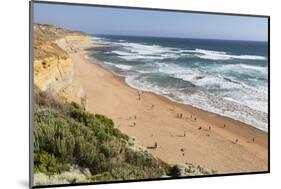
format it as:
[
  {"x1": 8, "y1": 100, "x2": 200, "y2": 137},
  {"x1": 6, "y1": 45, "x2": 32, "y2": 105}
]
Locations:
[{"x1": 33, "y1": 24, "x2": 92, "y2": 106}]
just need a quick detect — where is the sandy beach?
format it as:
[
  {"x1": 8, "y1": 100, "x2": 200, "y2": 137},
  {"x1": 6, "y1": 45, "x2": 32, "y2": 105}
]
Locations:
[{"x1": 70, "y1": 48, "x2": 268, "y2": 174}]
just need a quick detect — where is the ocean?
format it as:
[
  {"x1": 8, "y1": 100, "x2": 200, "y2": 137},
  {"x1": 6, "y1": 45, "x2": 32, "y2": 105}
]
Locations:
[{"x1": 87, "y1": 35, "x2": 268, "y2": 132}]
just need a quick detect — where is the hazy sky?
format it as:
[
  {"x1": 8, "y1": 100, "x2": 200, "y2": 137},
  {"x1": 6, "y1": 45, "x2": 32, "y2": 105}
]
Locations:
[{"x1": 33, "y1": 2, "x2": 268, "y2": 41}]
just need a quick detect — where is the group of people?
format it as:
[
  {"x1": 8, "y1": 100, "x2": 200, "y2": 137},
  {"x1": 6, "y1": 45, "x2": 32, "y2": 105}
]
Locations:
[
  {"x1": 131, "y1": 89, "x2": 257, "y2": 154},
  {"x1": 176, "y1": 113, "x2": 198, "y2": 122},
  {"x1": 233, "y1": 137, "x2": 255, "y2": 144},
  {"x1": 130, "y1": 115, "x2": 137, "y2": 127}
]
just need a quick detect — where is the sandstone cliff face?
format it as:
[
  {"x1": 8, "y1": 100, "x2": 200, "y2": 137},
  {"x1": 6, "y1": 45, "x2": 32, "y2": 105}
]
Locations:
[{"x1": 33, "y1": 24, "x2": 92, "y2": 106}]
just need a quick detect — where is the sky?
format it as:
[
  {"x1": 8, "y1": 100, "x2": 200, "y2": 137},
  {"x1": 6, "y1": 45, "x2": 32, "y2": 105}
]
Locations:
[{"x1": 33, "y1": 2, "x2": 268, "y2": 41}]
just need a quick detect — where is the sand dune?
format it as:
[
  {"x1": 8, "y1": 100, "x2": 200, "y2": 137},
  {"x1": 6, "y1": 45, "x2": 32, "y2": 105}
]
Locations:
[{"x1": 71, "y1": 49, "x2": 268, "y2": 174}]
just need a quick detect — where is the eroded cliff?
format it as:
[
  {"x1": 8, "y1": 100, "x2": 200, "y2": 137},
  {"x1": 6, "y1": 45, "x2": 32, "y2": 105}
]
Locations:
[{"x1": 33, "y1": 24, "x2": 92, "y2": 106}]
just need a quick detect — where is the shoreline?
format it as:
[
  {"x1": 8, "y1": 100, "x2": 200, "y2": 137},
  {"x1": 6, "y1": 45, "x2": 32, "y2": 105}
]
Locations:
[
  {"x1": 88, "y1": 55, "x2": 268, "y2": 134},
  {"x1": 71, "y1": 48, "x2": 268, "y2": 174},
  {"x1": 89, "y1": 55, "x2": 268, "y2": 150}
]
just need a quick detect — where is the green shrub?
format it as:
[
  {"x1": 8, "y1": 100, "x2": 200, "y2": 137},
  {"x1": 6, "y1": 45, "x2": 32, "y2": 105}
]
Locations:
[
  {"x1": 69, "y1": 102, "x2": 83, "y2": 110},
  {"x1": 159, "y1": 160, "x2": 172, "y2": 176},
  {"x1": 74, "y1": 137, "x2": 97, "y2": 167},
  {"x1": 34, "y1": 152, "x2": 70, "y2": 175},
  {"x1": 169, "y1": 165, "x2": 182, "y2": 177},
  {"x1": 88, "y1": 172, "x2": 113, "y2": 182}
]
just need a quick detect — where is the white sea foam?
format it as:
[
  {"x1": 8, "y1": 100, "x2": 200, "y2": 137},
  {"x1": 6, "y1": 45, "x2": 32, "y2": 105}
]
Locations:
[
  {"x1": 192, "y1": 48, "x2": 267, "y2": 60},
  {"x1": 113, "y1": 45, "x2": 267, "y2": 61},
  {"x1": 114, "y1": 64, "x2": 133, "y2": 70},
  {"x1": 223, "y1": 64, "x2": 267, "y2": 72},
  {"x1": 91, "y1": 36, "x2": 112, "y2": 45},
  {"x1": 111, "y1": 50, "x2": 164, "y2": 61},
  {"x1": 104, "y1": 40, "x2": 181, "y2": 60},
  {"x1": 125, "y1": 74, "x2": 268, "y2": 132},
  {"x1": 155, "y1": 62, "x2": 268, "y2": 114},
  {"x1": 111, "y1": 50, "x2": 135, "y2": 56},
  {"x1": 122, "y1": 42, "x2": 175, "y2": 55},
  {"x1": 157, "y1": 63, "x2": 241, "y2": 89},
  {"x1": 103, "y1": 61, "x2": 133, "y2": 70}
]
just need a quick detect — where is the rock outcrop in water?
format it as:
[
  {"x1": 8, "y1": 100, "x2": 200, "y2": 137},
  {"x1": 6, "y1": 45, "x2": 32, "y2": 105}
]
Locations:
[{"x1": 33, "y1": 24, "x2": 92, "y2": 106}]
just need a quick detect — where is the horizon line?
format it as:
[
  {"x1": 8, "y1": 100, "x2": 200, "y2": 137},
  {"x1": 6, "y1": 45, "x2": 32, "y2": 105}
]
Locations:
[{"x1": 92, "y1": 33, "x2": 268, "y2": 43}]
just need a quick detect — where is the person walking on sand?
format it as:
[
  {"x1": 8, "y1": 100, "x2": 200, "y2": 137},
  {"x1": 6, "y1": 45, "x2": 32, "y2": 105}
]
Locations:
[
  {"x1": 137, "y1": 91, "x2": 141, "y2": 100},
  {"x1": 252, "y1": 137, "x2": 255, "y2": 143},
  {"x1": 154, "y1": 142, "x2": 158, "y2": 149}
]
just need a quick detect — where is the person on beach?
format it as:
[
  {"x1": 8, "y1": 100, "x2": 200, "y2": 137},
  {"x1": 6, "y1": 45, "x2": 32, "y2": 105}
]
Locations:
[
  {"x1": 137, "y1": 91, "x2": 141, "y2": 100},
  {"x1": 223, "y1": 124, "x2": 226, "y2": 128},
  {"x1": 133, "y1": 122, "x2": 136, "y2": 127},
  {"x1": 154, "y1": 142, "x2": 158, "y2": 149},
  {"x1": 252, "y1": 137, "x2": 255, "y2": 143},
  {"x1": 180, "y1": 148, "x2": 185, "y2": 156},
  {"x1": 183, "y1": 131, "x2": 186, "y2": 137}
]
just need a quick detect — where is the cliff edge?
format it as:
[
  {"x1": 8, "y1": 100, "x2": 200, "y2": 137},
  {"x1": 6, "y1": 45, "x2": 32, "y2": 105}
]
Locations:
[{"x1": 33, "y1": 24, "x2": 92, "y2": 106}]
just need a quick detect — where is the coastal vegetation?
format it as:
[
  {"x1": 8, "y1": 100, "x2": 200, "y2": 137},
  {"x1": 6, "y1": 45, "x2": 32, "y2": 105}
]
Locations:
[{"x1": 34, "y1": 87, "x2": 167, "y2": 184}]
